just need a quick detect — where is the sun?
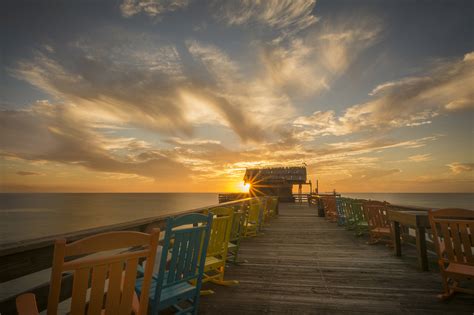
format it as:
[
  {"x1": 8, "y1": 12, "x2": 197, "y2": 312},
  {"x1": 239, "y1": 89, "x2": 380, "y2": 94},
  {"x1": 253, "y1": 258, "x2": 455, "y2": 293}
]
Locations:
[{"x1": 237, "y1": 182, "x2": 251, "y2": 193}]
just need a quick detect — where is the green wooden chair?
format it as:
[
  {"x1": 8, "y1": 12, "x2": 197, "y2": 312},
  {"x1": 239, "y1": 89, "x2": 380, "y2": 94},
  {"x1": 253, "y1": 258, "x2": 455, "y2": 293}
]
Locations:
[
  {"x1": 201, "y1": 207, "x2": 238, "y2": 294},
  {"x1": 342, "y1": 198, "x2": 356, "y2": 230},
  {"x1": 350, "y1": 199, "x2": 369, "y2": 236},
  {"x1": 135, "y1": 213, "x2": 212, "y2": 315}
]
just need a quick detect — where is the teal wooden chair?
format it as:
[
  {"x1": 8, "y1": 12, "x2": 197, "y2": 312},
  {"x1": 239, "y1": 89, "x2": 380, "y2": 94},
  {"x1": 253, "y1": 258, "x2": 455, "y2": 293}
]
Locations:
[{"x1": 135, "y1": 213, "x2": 213, "y2": 315}]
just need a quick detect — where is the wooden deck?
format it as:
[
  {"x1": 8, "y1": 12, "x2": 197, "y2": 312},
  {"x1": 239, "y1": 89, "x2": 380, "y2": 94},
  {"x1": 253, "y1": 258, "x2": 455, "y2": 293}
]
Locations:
[{"x1": 199, "y1": 203, "x2": 474, "y2": 314}]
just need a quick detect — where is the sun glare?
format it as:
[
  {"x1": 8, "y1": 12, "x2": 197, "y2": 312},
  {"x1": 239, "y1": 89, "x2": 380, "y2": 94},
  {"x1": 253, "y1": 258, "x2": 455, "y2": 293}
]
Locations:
[{"x1": 237, "y1": 182, "x2": 251, "y2": 193}]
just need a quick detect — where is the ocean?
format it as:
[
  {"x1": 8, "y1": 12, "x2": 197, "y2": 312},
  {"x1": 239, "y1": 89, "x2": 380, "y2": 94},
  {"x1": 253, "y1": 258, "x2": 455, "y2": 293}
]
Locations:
[{"x1": 1, "y1": 192, "x2": 473, "y2": 246}]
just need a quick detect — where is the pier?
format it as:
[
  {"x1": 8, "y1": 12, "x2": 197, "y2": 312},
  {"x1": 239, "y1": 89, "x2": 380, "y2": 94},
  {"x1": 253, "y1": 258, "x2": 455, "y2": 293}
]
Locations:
[
  {"x1": 2, "y1": 197, "x2": 473, "y2": 314},
  {"x1": 198, "y1": 202, "x2": 474, "y2": 314}
]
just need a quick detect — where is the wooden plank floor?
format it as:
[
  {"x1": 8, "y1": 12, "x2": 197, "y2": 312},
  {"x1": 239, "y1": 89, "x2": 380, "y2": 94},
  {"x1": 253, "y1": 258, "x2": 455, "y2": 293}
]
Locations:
[{"x1": 199, "y1": 203, "x2": 474, "y2": 314}]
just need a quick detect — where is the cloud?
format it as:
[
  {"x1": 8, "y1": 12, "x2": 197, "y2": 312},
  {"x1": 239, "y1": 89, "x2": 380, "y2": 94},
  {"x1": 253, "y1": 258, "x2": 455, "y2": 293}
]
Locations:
[
  {"x1": 293, "y1": 51, "x2": 474, "y2": 140},
  {"x1": 11, "y1": 30, "x2": 274, "y2": 143},
  {"x1": 408, "y1": 154, "x2": 432, "y2": 162},
  {"x1": 120, "y1": 0, "x2": 190, "y2": 18},
  {"x1": 447, "y1": 162, "x2": 474, "y2": 174},
  {"x1": 260, "y1": 20, "x2": 379, "y2": 96},
  {"x1": 16, "y1": 171, "x2": 42, "y2": 176},
  {"x1": 0, "y1": 101, "x2": 191, "y2": 181},
  {"x1": 186, "y1": 40, "x2": 294, "y2": 140},
  {"x1": 213, "y1": 0, "x2": 318, "y2": 36}
]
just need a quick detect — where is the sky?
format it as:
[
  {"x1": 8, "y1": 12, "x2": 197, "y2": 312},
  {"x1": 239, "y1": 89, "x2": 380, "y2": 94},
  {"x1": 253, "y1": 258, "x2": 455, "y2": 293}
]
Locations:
[{"x1": 0, "y1": 0, "x2": 473, "y2": 193}]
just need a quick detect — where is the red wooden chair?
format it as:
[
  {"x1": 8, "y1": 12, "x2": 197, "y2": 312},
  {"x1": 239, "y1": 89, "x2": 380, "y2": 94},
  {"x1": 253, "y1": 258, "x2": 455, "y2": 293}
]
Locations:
[
  {"x1": 429, "y1": 208, "x2": 474, "y2": 300},
  {"x1": 321, "y1": 196, "x2": 338, "y2": 223},
  {"x1": 363, "y1": 200, "x2": 392, "y2": 245}
]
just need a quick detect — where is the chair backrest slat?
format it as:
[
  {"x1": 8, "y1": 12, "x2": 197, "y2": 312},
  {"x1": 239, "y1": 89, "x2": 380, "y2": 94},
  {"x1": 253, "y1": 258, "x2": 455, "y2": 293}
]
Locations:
[
  {"x1": 88, "y1": 264, "x2": 107, "y2": 315},
  {"x1": 70, "y1": 267, "x2": 90, "y2": 314},
  {"x1": 105, "y1": 261, "x2": 125, "y2": 314},
  {"x1": 440, "y1": 222, "x2": 455, "y2": 260},
  {"x1": 119, "y1": 257, "x2": 139, "y2": 315},
  {"x1": 450, "y1": 222, "x2": 464, "y2": 262},
  {"x1": 459, "y1": 223, "x2": 474, "y2": 263}
]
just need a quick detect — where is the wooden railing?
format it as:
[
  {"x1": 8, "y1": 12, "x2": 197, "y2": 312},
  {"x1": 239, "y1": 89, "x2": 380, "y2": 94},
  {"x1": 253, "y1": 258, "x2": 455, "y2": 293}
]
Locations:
[
  {"x1": 307, "y1": 194, "x2": 435, "y2": 251},
  {"x1": 0, "y1": 197, "x2": 267, "y2": 314},
  {"x1": 218, "y1": 193, "x2": 249, "y2": 203},
  {"x1": 293, "y1": 193, "x2": 310, "y2": 203}
]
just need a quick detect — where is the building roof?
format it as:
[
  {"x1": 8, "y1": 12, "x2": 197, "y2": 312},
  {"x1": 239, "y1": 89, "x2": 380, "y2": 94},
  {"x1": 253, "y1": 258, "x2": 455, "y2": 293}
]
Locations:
[{"x1": 243, "y1": 167, "x2": 307, "y2": 184}]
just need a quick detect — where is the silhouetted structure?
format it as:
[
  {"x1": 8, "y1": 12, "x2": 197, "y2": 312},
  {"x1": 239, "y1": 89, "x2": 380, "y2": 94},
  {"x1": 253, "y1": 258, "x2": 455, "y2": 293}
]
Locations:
[{"x1": 244, "y1": 167, "x2": 309, "y2": 201}]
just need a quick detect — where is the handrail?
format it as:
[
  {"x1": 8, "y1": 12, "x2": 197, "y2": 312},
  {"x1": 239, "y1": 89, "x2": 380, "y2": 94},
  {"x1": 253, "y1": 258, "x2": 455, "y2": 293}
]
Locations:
[
  {"x1": 0, "y1": 197, "x2": 257, "y2": 257},
  {"x1": 0, "y1": 197, "x2": 267, "y2": 314}
]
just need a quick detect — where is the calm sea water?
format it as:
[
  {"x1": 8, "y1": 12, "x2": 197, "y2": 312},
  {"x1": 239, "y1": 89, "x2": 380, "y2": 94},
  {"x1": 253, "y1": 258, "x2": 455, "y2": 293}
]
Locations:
[
  {"x1": 0, "y1": 193, "x2": 217, "y2": 245},
  {"x1": 1, "y1": 193, "x2": 473, "y2": 246}
]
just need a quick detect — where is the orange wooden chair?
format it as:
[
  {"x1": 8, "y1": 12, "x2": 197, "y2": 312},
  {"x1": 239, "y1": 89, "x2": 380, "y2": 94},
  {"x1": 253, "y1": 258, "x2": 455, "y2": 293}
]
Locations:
[
  {"x1": 363, "y1": 200, "x2": 392, "y2": 245},
  {"x1": 429, "y1": 208, "x2": 474, "y2": 300},
  {"x1": 321, "y1": 196, "x2": 338, "y2": 223},
  {"x1": 16, "y1": 230, "x2": 159, "y2": 315}
]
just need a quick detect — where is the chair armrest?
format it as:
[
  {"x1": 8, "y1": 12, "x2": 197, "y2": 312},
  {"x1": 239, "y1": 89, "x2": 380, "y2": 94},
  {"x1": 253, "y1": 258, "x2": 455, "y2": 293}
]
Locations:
[{"x1": 16, "y1": 293, "x2": 39, "y2": 315}]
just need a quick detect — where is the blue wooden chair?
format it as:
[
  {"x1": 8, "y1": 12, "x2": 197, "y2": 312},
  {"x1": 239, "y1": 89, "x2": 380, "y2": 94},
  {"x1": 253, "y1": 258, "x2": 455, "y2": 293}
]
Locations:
[
  {"x1": 336, "y1": 196, "x2": 345, "y2": 226},
  {"x1": 135, "y1": 213, "x2": 213, "y2": 315}
]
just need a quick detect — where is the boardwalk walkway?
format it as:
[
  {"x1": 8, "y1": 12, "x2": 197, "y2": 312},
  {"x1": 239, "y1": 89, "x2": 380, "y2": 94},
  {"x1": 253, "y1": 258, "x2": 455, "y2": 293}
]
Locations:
[{"x1": 199, "y1": 203, "x2": 474, "y2": 314}]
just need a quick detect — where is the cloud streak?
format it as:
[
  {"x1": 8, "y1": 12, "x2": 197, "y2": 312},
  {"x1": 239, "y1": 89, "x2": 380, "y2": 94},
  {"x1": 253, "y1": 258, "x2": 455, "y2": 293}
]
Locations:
[
  {"x1": 293, "y1": 52, "x2": 474, "y2": 140},
  {"x1": 120, "y1": 0, "x2": 190, "y2": 18}
]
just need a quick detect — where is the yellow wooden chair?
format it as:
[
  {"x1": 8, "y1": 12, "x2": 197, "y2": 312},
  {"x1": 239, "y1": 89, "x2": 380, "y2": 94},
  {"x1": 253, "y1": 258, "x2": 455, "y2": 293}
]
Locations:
[
  {"x1": 201, "y1": 207, "x2": 238, "y2": 294},
  {"x1": 429, "y1": 208, "x2": 474, "y2": 300},
  {"x1": 263, "y1": 196, "x2": 278, "y2": 222},
  {"x1": 227, "y1": 204, "x2": 246, "y2": 264},
  {"x1": 16, "y1": 230, "x2": 159, "y2": 315},
  {"x1": 243, "y1": 200, "x2": 262, "y2": 237}
]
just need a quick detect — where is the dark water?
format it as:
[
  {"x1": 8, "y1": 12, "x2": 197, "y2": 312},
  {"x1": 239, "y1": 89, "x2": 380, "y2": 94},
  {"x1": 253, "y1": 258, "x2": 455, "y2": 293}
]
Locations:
[
  {"x1": 0, "y1": 193, "x2": 217, "y2": 245},
  {"x1": 1, "y1": 193, "x2": 473, "y2": 246}
]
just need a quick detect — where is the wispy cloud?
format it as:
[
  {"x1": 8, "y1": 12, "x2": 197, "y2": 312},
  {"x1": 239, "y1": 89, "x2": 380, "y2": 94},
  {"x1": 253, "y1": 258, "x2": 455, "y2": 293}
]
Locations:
[
  {"x1": 293, "y1": 52, "x2": 474, "y2": 140},
  {"x1": 447, "y1": 162, "x2": 474, "y2": 174},
  {"x1": 260, "y1": 20, "x2": 379, "y2": 96},
  {"x1": 408, "y1": 154, "x2": 432, "y2": 162},
  {"x1": 16, "y1": 171, "x2": 42, "y2": 176},
  {"x1": 213, "y1": 0, "x2": 318, "y2": 40},
  {"x1": 120, "y1": 0, "x2": 191, "y2": 18},
  {"x1": 0, "y1": 101, "x2": 192, "y2": 181}
]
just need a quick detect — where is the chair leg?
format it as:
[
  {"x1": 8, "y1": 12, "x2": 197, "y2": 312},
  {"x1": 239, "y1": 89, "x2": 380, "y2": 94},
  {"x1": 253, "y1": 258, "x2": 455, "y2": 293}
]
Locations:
[
  {"x1": 200, "y1": 289, "x2": 215, "y2": 296},
  {"x1": 438, "y1": 276, "x2": 456, "y2": 300},
  {"x1": 209, "y1": 267, "x2": 239, "y2": 286}
]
